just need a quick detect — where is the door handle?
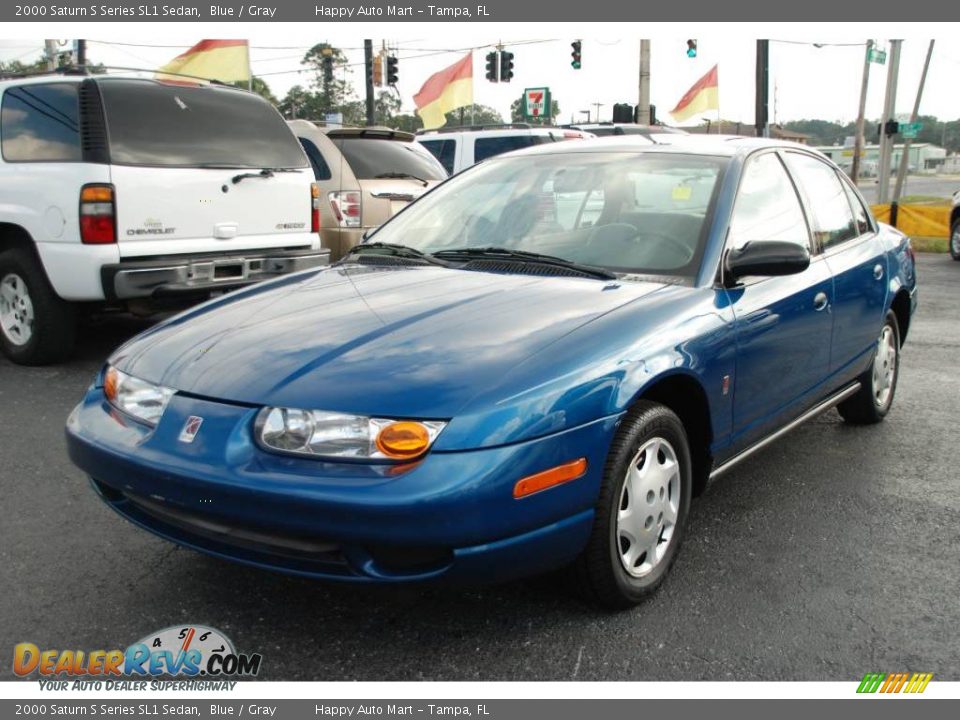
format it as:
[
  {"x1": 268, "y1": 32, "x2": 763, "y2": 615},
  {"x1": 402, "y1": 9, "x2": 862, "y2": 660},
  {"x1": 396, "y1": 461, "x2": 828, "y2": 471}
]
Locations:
[
  {"x1": 873, "y1": 264, "x2": 884, "y2": 281},
  {"x1": 813, "y1": 291, "x2": 829, "y2": 312}
]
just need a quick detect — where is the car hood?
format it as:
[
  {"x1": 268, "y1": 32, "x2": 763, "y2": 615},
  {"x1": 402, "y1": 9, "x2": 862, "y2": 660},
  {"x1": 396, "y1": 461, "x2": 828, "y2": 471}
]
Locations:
[{"x1": 112, "y1": 264, "x2": 666, "y2": 419}]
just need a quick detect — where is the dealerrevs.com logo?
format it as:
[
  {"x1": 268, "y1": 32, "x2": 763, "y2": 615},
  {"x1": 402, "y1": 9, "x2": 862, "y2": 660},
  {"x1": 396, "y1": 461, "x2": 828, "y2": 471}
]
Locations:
[
  {"x1": 856, "y1": 672, "x2": 933, "y2": 694},
  {"x1": 13, "y1": 625, "x2": 262, "y2": 689}
]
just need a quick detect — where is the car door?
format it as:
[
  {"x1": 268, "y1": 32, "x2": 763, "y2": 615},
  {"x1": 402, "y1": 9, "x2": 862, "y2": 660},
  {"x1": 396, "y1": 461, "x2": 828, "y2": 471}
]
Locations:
[
  {"x1": 783, "y1": 152, "x2": 888, "y2": 384},
  {"x1": 724, "y1": 151, "x2": 835, "y2": 451}
]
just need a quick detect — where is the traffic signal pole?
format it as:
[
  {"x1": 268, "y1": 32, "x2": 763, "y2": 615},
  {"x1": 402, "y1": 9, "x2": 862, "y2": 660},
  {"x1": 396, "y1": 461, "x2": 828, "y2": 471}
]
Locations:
[
  {"x1": 876, "y1": 39, "x2": 902, "y2": 205},
  {"x1": 364, "y1": 39, "x2": 375, "y2": 127},
  {"x1": 755, "y1": 40, "x2": 769, "y2": 138},
  {"x1": 637, "y1": 40, "x2": 651, "y2": 124}
]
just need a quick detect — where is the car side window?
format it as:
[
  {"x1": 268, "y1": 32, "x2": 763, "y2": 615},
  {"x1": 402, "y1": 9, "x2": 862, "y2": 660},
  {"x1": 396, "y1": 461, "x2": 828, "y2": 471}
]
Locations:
[
  {"x1": 728, "y1": 152, "x2": 809, "y2": 250},
  {"x1": 840, "y1": 178, "x2": 872, "y2": 236},
  {"x1": 299, "y1": 137, "x2": 332, "y2": 181},
  {"x1": 0, "y1": 83, "x2": 81, "y2": 162},
  {"x1": 784, "y1": 152, "x2": 859, "y2": 250},
  {"x1": 473, "y1": 135, "x2": 536, "y2": 163},
  {"x1": 419, "y1": 139, "x2": 456, "y2": 175}
]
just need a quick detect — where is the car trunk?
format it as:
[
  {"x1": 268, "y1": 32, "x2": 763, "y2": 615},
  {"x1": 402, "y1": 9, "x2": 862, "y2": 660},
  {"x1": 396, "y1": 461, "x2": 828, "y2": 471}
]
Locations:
[{"x1": 355, "y1": 177, "x2": 439, "y2": 228}]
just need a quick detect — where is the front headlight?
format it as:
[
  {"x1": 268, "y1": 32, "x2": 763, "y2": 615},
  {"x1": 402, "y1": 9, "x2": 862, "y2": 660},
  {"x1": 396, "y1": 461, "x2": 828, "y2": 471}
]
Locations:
[
  {"x1": 255, "y1": 407, "x2": 447, "y2": 461},
  {"x1": 103, "y1": 366, "x2": 175, "y2": 427}
]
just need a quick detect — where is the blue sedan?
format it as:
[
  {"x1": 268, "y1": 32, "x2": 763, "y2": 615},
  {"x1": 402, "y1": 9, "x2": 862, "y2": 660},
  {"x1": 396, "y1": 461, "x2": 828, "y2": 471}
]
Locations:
[{"x1": 66, "y1": 136, "x2": 917, "y2": 608}]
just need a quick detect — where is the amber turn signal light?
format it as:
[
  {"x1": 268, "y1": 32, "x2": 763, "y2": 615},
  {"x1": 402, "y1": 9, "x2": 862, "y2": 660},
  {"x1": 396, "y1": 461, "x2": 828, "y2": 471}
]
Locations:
[
  {"x1": 103, "y1": 366, "x2": 119, "y2": 402},
  {"x1": 375, "y1": 421, "x2": 431, "y2": 459},
  {"x1": 513, "y1": 458, "x2": 588, "y2": 499}
]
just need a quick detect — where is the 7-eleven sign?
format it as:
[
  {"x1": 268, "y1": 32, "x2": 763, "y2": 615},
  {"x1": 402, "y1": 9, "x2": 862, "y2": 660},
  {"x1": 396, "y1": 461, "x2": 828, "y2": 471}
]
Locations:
[{"x1": 523, "y1": 87, "x2": 551, "y2": 119}]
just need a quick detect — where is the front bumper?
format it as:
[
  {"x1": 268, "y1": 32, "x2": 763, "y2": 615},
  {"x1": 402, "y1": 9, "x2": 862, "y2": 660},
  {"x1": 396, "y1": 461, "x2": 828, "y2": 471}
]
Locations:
[
  {"x1": 101, "y1": 248, "x2": 330, "y2": 301},
  {"x1": 66, "y1": 387, "x2": 616, "y2": 584}
]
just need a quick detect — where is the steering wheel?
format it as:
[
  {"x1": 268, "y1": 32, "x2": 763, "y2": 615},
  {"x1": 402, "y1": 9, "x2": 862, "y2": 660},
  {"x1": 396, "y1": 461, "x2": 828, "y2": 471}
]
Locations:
[{"x1": 586, "y1": 225, "x2": 694, "y2": 267}]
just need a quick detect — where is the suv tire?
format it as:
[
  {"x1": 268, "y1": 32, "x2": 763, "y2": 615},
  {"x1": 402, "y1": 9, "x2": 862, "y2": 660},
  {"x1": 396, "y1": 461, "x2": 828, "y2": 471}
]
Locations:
[{"x1": 0, "y1": 248, "x2": 76, "y2": 365}]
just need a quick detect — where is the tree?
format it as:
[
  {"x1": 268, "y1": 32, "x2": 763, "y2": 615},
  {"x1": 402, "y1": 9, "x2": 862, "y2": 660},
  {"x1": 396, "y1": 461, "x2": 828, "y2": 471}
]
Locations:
[
  {"x1": 302, "y1": 43, "x2": 354, "y2": 114},
  {"x1": 509, "y1": 96, "x2": 560, "y2": 124},
  {"x1": 231, "y1": 76, "x2": 278, "y2": 105},
  {"x1": 278, "y1": 84, "x2": 326, "y2": 120},
  {"x1": 444, "y1": 103, "x2": 504, "y2": 127}
]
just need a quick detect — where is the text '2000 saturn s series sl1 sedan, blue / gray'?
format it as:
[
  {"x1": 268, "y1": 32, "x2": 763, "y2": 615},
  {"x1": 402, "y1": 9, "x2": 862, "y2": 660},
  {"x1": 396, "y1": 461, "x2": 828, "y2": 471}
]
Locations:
[{"x1": 66, "y1": 135, "x2": 917, "y2": 608}]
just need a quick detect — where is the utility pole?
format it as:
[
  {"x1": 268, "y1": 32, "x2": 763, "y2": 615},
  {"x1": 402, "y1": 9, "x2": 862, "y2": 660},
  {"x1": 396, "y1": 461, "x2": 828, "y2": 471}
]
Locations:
[
  {"x1": 363, "y1": 39, "x2": 375, "y2": 127},
  {"x1": 892, "y1": 39, "x2": 934, "y2": 207},
  {"x1": 755, "y1": 40, "x2": 769, "y2": 138},
  {"x1": 851, "y1": 39, "x2": 873, "y2": 184},
  {"x1": 44, "y1": 40, "x2": 58, "y2": 71},
  {"x1": 637, "y1": 39, "x2": 651, "y2": 125},
  {"x1": 592, "y1": 102, "x2": 604, "y2": 122},
  {"x1": 876, "y1": 39, "x2": 902, "y2": 204},
  {"x1": 76, "y1": 39, "x2": 86, "y2": 67}
]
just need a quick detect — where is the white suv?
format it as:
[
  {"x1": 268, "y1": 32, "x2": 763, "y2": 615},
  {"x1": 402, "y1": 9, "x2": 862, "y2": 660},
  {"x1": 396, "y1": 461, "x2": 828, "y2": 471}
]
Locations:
[
  {"x1": 0, "y1": 73, "x2": 328, "y2": 365},
  {"x1": 415, "y1": 124, "x2": 592, "y2": 175}
]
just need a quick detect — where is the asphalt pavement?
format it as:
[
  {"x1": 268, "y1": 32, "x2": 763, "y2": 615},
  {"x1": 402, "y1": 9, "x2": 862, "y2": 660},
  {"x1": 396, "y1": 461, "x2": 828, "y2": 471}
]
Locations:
[
  {"x1": 1, "y1": 254, "x2": 958, "y2": 681},
  {"x1": 857, "y1": 174, "x2": 960, "y2": 204}
]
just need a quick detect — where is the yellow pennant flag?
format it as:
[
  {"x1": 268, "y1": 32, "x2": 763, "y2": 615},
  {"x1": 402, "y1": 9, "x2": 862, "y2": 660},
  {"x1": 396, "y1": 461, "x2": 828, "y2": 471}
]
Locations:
[
  {"x1": 157, "y1": 40, "x2": 250, "y2": 83},
  {"x1": 414, "y1": 53, "x2": 473, "y2": 130},
  {"x1": 670, "y1": 65, "x2": 719, "y2": 123}
]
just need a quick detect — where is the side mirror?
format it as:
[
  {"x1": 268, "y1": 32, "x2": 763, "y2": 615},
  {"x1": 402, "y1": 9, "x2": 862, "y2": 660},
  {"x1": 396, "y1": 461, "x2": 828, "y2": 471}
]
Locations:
[{"x1": 724, "y1": 241, "x2": 810, "y2": 286}]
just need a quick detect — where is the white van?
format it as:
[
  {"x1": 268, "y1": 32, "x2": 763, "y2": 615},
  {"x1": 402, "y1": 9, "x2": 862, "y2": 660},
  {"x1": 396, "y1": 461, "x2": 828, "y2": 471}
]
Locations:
[{"x1": 0, "y1": 73, "x2": 328, "y2": 365}]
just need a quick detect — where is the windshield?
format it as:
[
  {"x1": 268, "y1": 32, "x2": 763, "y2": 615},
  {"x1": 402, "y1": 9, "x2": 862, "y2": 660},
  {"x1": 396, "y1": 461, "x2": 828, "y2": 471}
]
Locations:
[
  {"x1": 99, "y1": 79, "x2": 307, "y2": 169},
  {"x1": 368, "y1": 151, "x2": 725, "y2": 277},
  {"x1": 334, "y1": 137, "x2": 447, "y2": 181}
]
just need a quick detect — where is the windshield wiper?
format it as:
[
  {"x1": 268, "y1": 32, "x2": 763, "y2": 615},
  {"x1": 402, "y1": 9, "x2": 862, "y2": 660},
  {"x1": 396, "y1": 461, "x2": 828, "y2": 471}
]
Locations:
[
  {"x1": 373, "y1": 172, "x2": 429, "y2": 186},
  {"x1": 232, "y1": 167, "x2": 302, "y2": 184},
  {"x1": 346, "y1": 242, "x2": 448, "y2": 266},
  {"x1": 431, "y1": 246, "x2": 618, "y2": 280}
]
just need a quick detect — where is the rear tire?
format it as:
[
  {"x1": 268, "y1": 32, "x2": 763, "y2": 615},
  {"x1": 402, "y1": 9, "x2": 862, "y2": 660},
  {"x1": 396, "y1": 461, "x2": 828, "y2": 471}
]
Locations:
[
  {"x1": 571, "y1": 401, "x2": 692, "y2": 609},
  {"x1": 950, "y1": 218, "x2": 960, "y2": 261},
  {"x1": 0, "y1": 248, "x2": 76, "y2": 365},
  {"x1": 837, "y1": 310, "x2": 900, "y2": 425}
]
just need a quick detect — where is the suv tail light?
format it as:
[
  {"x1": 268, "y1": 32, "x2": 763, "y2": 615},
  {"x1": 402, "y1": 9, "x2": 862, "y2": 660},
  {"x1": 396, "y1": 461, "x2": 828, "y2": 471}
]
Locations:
[
  {"x1": 329, "y1": 191, "x2": 362, "y2": 228},
  {"x1": 79, "y1": 184, "x2": 116, "y2": 245},
  {"x1": 311, "y1": 182, "x2": 320, "y2": 233}
]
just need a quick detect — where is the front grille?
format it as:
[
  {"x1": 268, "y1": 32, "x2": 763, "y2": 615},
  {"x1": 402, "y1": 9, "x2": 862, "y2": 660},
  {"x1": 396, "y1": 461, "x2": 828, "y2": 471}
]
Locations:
[{"x1": 123, "y1": 492, "x2": 348, "y2": 566}]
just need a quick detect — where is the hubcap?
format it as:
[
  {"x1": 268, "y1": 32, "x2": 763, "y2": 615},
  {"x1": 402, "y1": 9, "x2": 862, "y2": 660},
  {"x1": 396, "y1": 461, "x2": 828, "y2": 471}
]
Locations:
[
  {"x1": 872, "y1": 324, "x2": 897, "y2": 409},
  {"x1": 0, "y1": 273, "x2": 34, "y2": 347},
  {"x1": 952, "y1": 226, "x2": 960, "y2": 256},
  {"x1": 616, "y1": 437, "x2": 681, "y2": 578}
]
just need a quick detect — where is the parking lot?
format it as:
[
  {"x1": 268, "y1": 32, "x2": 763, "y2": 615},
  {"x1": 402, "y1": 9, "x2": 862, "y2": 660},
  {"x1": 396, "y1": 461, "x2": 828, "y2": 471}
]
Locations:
[{"x1": 0, "y1": 252, "x2": 957, "y2": 681}]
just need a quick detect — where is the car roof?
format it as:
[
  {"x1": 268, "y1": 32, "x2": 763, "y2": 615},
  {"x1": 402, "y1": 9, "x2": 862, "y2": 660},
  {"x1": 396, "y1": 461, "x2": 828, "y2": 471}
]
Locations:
[
  {"x1": 287, "y1": 120, "x2": 416, "y2": 142},
  {"x1": 416, "y1": 125, "x2": 561, "y2": 138},
  {"x1": 494, "y1": 133, "x2": 827, "y2": 160}
]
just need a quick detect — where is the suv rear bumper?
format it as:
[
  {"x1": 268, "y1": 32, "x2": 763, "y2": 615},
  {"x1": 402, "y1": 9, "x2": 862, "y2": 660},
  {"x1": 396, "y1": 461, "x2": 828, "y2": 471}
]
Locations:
[{"x1": 101, "y1": 248, "x2": 330, "y2": 300}]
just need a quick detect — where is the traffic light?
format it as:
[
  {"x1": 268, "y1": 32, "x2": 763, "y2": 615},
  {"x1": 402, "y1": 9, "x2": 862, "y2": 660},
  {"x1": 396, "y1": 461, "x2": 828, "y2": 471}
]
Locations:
[
  {"x1": 372, "y1": 53, "x2": 383, "y2": 87},
  {"x1": 686, "y1": 39, "x2": 698, "y2": 58},
  {"x1": 322, "y1": 55, "x2": 334, "y2": 83},
  {"x1": 883, "y1": 119, "x2": 900, "y2": 136},
  {"x1": 499, "y1": 50, "x2": 515, "y2": 82},
  {"x1": 386, "y1": 55, "x2": 399, "y2": 85},
  {"x1": 485, "y1": 51, "x2": 499, "y2": 82},
  {"x1": 571, "y1": 40, "x2": 582, "y2": 69}
]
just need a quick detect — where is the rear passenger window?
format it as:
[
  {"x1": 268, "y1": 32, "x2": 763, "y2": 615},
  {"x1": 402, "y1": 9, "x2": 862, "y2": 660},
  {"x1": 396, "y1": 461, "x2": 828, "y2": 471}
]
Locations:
[
  {"x1": 728, "y1": 152, "x2": 809, "y2": 250},
  {"x1": 419, "y1": 139, "x2": 456, "y2": 175},
  {"x1": 841, "y1": 180, "x2": 872, "y2": 236},
  {"x1": 1, "y1": 83, "x2": 81, "y2": 162},
  {"x1": 299, "y1": 137, "x2": 332, "y2": 181},
  {"x1": 474, "y1": 135, "x2": 541, "y2": 163},
  {"x1": 785, "y1": 153, "x2": 858, "y2": 250}
]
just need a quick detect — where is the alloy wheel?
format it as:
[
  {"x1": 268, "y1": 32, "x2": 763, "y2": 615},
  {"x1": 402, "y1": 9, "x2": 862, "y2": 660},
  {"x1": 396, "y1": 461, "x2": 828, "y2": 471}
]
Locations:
[{"x1": 0, "y1": 273, "x2": 34, "y2": 347}]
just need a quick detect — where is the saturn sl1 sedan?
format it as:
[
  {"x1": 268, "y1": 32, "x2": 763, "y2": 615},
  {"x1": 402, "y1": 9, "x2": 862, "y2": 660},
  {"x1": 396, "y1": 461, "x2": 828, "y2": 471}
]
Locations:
[{"x1": 66, "y1": 136, "x2": 917, "y2": 608}]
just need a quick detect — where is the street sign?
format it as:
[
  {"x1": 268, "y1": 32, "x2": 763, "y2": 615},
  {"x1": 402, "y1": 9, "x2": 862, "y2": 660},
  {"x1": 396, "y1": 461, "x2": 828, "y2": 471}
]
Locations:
[
  {"x1": 523, "y1": 87, "x2": 550, "y2": 119},
  {"x1": 900, "y1": 121, "x2": 922, "y2": 139},
  {"x1": 868, "y1": 47, "x2": 887, "y2": 65}
]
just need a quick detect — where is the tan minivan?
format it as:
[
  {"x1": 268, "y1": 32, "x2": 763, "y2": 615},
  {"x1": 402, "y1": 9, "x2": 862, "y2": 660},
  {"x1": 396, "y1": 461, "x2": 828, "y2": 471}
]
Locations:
[{"x1": 288, "y1": 120, "x2": 448, "y2": 260}]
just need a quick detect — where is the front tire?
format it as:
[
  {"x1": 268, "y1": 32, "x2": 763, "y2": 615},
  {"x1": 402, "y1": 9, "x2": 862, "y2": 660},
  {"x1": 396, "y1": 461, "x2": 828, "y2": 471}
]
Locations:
[
  {"x1": 0, "y1": 248, "x2": 76, "y2": 365},
  {"x1": 951, "y1": 218, "x2": 960, "y2": 261},
  {"x1": 837, "y1": 310, "x2": 900, "y2": 425},
  {"x1": 572, "y1": 401, "x2": 692, "y2": 609}
]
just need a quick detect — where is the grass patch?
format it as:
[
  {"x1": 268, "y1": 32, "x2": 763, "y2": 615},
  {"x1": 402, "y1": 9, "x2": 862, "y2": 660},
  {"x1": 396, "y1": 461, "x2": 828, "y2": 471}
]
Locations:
[
  {"x1": 898, "y1": 195, "x2": 952, "y2": 206},
  {"x1": 911, "y1": 236, "x2": 948, "y2": 253}
]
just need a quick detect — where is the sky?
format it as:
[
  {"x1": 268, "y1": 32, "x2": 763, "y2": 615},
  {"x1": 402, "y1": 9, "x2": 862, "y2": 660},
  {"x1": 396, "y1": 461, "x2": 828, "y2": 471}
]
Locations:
[{"x1": 3, "y1": 30, "x2": 958, "y2": 132}]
